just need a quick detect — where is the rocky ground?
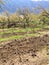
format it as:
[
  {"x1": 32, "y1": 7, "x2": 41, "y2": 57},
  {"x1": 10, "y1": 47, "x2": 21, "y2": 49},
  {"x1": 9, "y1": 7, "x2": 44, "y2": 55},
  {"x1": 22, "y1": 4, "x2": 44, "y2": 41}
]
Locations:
[{"x1": 0, "y1": 34, "x2": 49, "y2": 65}]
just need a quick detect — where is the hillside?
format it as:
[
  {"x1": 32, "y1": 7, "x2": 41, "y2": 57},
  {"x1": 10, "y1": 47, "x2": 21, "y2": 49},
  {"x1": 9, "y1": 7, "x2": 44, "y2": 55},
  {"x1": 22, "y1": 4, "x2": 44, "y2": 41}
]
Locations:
[{"x1": 0, "y1": 0, "x2": 49, "y2": 65}]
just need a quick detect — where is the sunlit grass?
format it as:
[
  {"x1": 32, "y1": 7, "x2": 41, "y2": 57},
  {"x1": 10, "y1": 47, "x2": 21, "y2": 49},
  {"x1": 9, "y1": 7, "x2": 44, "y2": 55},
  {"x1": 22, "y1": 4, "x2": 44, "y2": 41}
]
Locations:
[
  {"x1": 0, "y1": 26, "x2": 49, "y2": 42},
  {"x1": 0, "y1": 33, "x2": 40, "y2": 42},
  {"x1": 0, "y1": 35, "x2": 23, "y2": 42},
  {"x1": 0, "y1": 27, "x2": 42, "y2": 35}
]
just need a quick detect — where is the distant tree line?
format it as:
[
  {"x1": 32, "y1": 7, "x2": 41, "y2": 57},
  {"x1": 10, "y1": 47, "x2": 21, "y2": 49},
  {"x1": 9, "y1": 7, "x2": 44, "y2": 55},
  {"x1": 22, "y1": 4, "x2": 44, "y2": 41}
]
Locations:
[{"x1": 0, "y1": 7, "x2": 49, "y2": 28}]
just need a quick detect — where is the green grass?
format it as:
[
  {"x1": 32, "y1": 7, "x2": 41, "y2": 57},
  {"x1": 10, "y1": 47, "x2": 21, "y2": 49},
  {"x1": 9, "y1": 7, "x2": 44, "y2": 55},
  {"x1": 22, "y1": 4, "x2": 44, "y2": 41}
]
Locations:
[
  {"x1": 25, "y1": 33, "x2": 40, "y2": 37},
  {"x1": 0, "y1": 33, "x2": 40, "y2": 42},
  {"x1": 0, "y1": 27, "x2": 42, "y2": 35},
  {"x1": 44, "y1": 25, "x2": 49, "y2": 28},
  {"x1": 0, "y1": 35, "x2": 23, "y2": 42},
  {"x1": 0, "y1": 26, "x2": 48, "y2": 42}
]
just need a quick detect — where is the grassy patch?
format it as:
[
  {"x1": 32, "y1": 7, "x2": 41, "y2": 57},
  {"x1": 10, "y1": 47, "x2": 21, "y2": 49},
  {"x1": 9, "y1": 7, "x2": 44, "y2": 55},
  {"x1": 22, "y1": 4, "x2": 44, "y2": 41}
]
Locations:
[
  {"x1": 0, "y1": 33, "x2": 40, "y2": 42},
  {"x1": 0, "y1": 27, "x2": 42, "y2": 35},
  {"x1": 0, "y1": 27, "x2": 47, "y2": 42},
  {"x1": 0, "y1": 35, "x2": 23, "y2": 42}
]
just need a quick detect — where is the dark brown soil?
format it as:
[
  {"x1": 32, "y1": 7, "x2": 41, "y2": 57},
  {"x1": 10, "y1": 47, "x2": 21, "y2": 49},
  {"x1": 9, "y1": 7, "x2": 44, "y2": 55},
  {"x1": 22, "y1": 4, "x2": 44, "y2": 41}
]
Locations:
[{"x1": 0, "y1": 34, "x2": 49, "y2": 65}]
